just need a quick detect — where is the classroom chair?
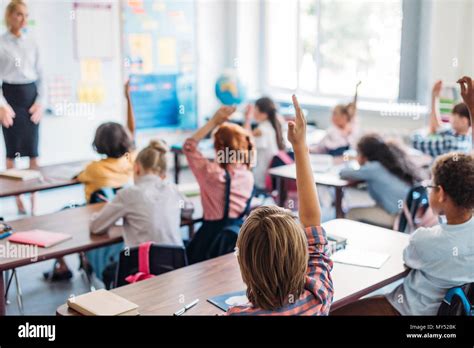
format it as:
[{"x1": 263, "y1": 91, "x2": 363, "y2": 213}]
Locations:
[
  {"x1": 113, "y1": 243, "x2": 188, "y2": 288},
  {"x1": 438, "y1": 283, "x2": 474, "y2": 316},
  {"x1": 264, "y1": 150, "x2": 297, "y2": 208}
]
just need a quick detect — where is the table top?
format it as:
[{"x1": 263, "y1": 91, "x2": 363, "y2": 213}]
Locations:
[
  {"x1": 1, "y1": 203, "x2": 122, "y2": 271},
  {"x1": 268, "y1": 160, "x2": 351, "y2": 188},
  {"x1": 0, "y1": 160, "x2": 90, "y2": 198},
  {"x1": 57, "y1": 219, "x2": 409, "y2": 316},
  {"x1": 1, "y1": 198, "x2": 201, "y2": 271}
]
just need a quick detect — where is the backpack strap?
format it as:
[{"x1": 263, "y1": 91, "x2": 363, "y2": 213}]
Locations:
[
  {"x1": 401, "y1": 202, "x2": 416, "y2": 233},
  {"x1": 223, "y1": 170, "x2": 231, "y2": 222},
  {"x1": 138, "y1": 241, "x2": 153, "y2": 275},
  {"x1": 277, "y1": 150, "x2": 294, "y2": 165},
  {"x1": 238, "y1": 187, "x2": 255, "y2": 220},
  {"x1": 443, "y1": 286, "x2": 474, "y2": 316},
  {"x1": 224, "y1": 169, "x2": 254, "y2": 221}
]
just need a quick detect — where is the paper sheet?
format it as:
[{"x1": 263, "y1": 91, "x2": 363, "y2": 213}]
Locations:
[
  {"x1": 331, "y1": 248, "x2": 390, "y2": 269},
  {"x1": 80, "y1": 59, "x2": 103, "y2": 83},
  {"x1": 157, "y1": 37, "x2": 177, "y2": 67},
  {"x1": 75, "y1": 4, "x2": 114, "y2": 59}
]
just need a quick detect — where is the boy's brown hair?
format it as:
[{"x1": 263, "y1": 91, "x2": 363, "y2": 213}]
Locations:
[
  {"x1": 432, "y1": 153, "x2": 474, "y2": 209},
  {"x1": 236, "y1": 206, "x2": 308, "y2": 310},
  {"x1": 452, "y1": 103, "x2": 471, "y2": 126}
]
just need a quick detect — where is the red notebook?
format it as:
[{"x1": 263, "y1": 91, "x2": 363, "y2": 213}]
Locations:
[{"x1": 8, "y1": 230, "x2": 72, "y2": 248}]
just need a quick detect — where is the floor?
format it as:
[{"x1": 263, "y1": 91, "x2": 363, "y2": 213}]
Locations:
[{"x1": 0, "y1": 167, "x2": 392, "y2": 315}]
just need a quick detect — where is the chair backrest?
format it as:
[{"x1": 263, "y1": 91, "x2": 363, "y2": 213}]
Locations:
[
  {"x1": 265, "y1": 150, "x2": 296, "y2": 193},
  {"x1": 89, "y1": 187, "x2": 123, "y2": 204},
  {"x1": 438, "y1": 283, "x2": 474, "y2": 316},
  {"x1": 398, "y1": 185, "x2": 430, "y2": 233},
  {"x1": 115, "y1": 243, "x2": 188, "y2": 287}
]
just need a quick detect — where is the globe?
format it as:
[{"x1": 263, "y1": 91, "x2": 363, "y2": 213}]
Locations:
[{"x1": 215, "y1": 72, "x2": 246, "y2": 105}]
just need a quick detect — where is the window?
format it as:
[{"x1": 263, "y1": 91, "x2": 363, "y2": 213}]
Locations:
[{"x1": 264, "y1": 0, "x2": 404, "y2": 101}]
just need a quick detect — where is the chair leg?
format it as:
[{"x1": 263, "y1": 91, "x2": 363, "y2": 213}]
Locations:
[
  {"x1": 79, "y1": 252, "x2": 95, "y2": 292},
  {"x1": 13, "y1": 270, "x2": 24, "y2": 314},
  {"x1": 4, "y1": 270, "x2": 13, "y2": 305}
]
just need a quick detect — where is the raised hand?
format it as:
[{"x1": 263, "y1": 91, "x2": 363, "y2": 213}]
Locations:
[
  {"x1": 0, "y1": 105, "x2": 15, "y2": 128},
  {"x1": 124, "y1": 80, "x2": 131, "y2": 99},
  {"x1": 432, "y1": 80, "x2": 443, "y2": 98},
  {"x1": 212, "y1": 106, "x2": 236, "y2": 126},
  {"x1": 457, "y1": 76, "x2": 474, "y2": 110},
  {"x1": 287, "y1": 95, "x2": 307, "y2": 148}
]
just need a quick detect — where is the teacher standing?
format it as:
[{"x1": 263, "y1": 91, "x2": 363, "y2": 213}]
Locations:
[{"x1": 0, "y1": 0, "x2": 42, "y2": 214}]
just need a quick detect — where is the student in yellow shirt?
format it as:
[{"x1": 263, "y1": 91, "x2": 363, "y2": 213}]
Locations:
[{"x1": 77, "y1": 81, "x2": 137, "y2": 201}]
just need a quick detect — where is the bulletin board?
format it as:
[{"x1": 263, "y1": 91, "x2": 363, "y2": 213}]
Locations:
[{"x1": 122, "y1": 0, "x2": 198, "y2": 130}]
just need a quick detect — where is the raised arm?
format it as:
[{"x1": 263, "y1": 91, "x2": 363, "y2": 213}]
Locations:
[
  {"x1": 347, "y1": 80, "x2": 361, "y2": 120},
  {"x1": 190, "y1": 106, "x2": 236, "y2": 142},
  {"x1": 457, "y1": 76, "x2": 474, "y2": 143},
  {"x1": 124, "y1": 81, "x2": 136, "y2": 140},
  {"x1": 288, "y1": 95, "x2": 321, "y2": 227},
  {"x1": 429, "y1": 80, "x2": 443, "y2": 134}
]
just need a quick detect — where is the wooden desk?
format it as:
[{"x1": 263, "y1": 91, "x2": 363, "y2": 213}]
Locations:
[
  {"x1": 0, "y1": 160, "x2": 89, "y2": 198},
  {"x1": 0, "y1": 202, "x2": 200, "y2": 315},
  {"x1": 269, "y1": 161, "x2": 353, "y2": 218},
  {"x1": 57, "y1": 219, "x2": 409, "y2": 316}
]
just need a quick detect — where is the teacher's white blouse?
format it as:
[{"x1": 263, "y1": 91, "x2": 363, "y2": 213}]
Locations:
[{"x1": 0, "y1": 31, "x2": 43, "y2": 106}]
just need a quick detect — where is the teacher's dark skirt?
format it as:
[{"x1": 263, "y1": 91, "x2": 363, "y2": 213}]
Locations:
[{"x1": 2, "y1": 82, "x2": 39, "y2": 159}]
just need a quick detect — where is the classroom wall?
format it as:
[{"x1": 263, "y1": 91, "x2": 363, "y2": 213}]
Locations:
[{"x1": 429, "y1": 0, "x2": 474, "y2": 83}]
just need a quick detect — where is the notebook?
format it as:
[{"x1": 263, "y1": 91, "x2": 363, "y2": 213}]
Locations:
[
  {"x1": 8, "y1": 230, "x2": 72, "y2": 248},
  {"x1": 331, "y1": 248, "x2": 390, "y2": 269},
  {"x1": 0, "y1": 169, "x2": 42, "y2": 181},
  {"x1": 207, "y1": 290, "x2": 248, "y2": 312},
  {"x1": 67, "y1": 289, "x2": 139, "y2": 316}
]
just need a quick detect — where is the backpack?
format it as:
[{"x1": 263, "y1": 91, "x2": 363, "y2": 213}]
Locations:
[
  {"x1": 124, "y1": 242, "x2": 156, "y2": 284},
  {"x1": 438, "y1": 283, "x2": 474, "y2": 316}
]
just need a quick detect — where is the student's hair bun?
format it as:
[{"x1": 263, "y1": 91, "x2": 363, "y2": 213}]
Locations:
[
  {"x1": 136, "y1": 139, "x2": 168, "y2": 175},
  {"x1": 149, "y1": 139, "x2": 168, "y2": 154}
]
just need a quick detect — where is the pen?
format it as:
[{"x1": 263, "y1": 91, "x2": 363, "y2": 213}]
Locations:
[
  {"x1": 0, "y1": 231, "x2": 12, "y2": 240},
  {"x1": 173, "y1": 299, "x2": 199, "y2": 316}
]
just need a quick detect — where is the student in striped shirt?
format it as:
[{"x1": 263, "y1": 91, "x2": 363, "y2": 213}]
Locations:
[
  {"x1": 411, "y1": 81, "x2": 472, "y2": 157},
  {"x1": 227, "y1": 95, "x2": 334, "y2": 316}
]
